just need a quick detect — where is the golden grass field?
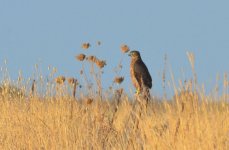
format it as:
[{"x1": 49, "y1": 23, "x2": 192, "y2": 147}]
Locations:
[
  {"x1": 0, "y1": 89, "x2": 228, "y2": 149},
  {"x1": 0, "y1": 48, "x2": 228, "y2": 149}
]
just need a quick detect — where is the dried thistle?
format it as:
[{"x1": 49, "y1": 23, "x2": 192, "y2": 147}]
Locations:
[
  {"x1": 114, "y1": 76, "x2": 124, "y2": 84},
  {"x1": 97, "y1": 41, "x2": 101, "y2": 46},
  {"x1": 86, "y1": 55, "x2": 98, "y2": 63},
  {"x1": 82, "y1": 43, "x2": 90, "y2": 49},
  {"x1": 95, "y1": 60, "x2": 106, "y2": 69},
  {"x1": 55, "y1": 76, "x2": 66, "y2": 84},
  {"x1": 76, "y1": 54, "x2": 86, "y2": 61},
  {"x1": 67, "y1": 77, "x2": 78, "y2": 85},
  {"x1": 120, "y1": 44, "x2": 130, "y2": 53}
]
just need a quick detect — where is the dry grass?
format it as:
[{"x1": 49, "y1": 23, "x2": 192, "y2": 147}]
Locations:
[
  {"x1": 120, "y1": 44, "x2": 130, "y2": 53},
  {"x1": 0, "y1": 48, "x2": 228, "y2": 149},
  {"x1": 0, "y1": 94, "x2": 228, "y2": 149}
]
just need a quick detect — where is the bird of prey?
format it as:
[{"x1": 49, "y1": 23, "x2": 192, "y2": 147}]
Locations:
[{"x1": 129, "y1": 51, "x2": 152, "y2": 99}]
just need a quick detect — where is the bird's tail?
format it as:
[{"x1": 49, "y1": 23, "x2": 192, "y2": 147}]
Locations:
[
  {"x1": 142, "y1": 88, "x2": 151, "y2": 104},
  {"x1": 135, "y1": 87, "x2": 151, "y2": 106}
]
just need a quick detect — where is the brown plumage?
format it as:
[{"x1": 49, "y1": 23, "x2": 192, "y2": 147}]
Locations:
[{"x1": 129, "y1": 51, "x2": 152, "y2": 98}]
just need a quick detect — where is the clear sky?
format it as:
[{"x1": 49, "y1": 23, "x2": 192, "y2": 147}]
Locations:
[{"x1": 0, "y1": 0, "x2": 229, "y2": 97}]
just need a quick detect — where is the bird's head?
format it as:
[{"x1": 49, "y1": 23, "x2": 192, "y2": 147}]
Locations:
[{"x1": 128, "y1": 51, "x2": 141, "y2": 59}]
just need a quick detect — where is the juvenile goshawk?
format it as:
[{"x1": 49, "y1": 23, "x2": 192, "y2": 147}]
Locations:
[{"x1": 129, "y1": 51, "x2": 152, "y2": 98}]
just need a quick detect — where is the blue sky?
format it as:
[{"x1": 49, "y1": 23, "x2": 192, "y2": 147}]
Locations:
[{"x1": 0, "y1": 0, "x2": 228, "y2": 97}]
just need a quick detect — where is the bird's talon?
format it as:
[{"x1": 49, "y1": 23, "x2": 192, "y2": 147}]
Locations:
[{"x1": 135, "y1": 89, "x2": 140, "y2": 95}]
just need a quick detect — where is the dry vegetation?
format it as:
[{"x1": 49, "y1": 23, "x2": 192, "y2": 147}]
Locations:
[{"x1": 0, "y1": 44, "x2": 228, "y2": 149}]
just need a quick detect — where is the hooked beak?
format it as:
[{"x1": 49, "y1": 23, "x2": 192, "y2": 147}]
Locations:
[{"x1": 128, "y1": 52, "x2": 132, "y2": 56}]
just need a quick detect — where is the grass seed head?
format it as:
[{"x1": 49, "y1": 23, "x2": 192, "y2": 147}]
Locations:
[
  {"x1": 55, "y1": 76, "x2": 66, "y2": 84},
  {"x1": 121, "y1": 44, "x2": 130, "y2": 53},
  {"x1": 76, "y1": 54, "x2": 86, "y2": 61},
  {"x1": 82, "y1": 43, "x2": 90, "y2": 49},
  {"x1": 86, "y1": 55, "x2": 98, "y2": 63},
  {"x1": 97, "y1": 41, "x2": 101, "y2": 46},
  {"x1": 67, "y1": 77, "x2": 78, "y2": 85},
  {"x1": 114, "y1": 76, "x2": 124, "y2": 84},
  {"x1": 95, "y1": 60, "x2": 106, "y2": 69}
]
